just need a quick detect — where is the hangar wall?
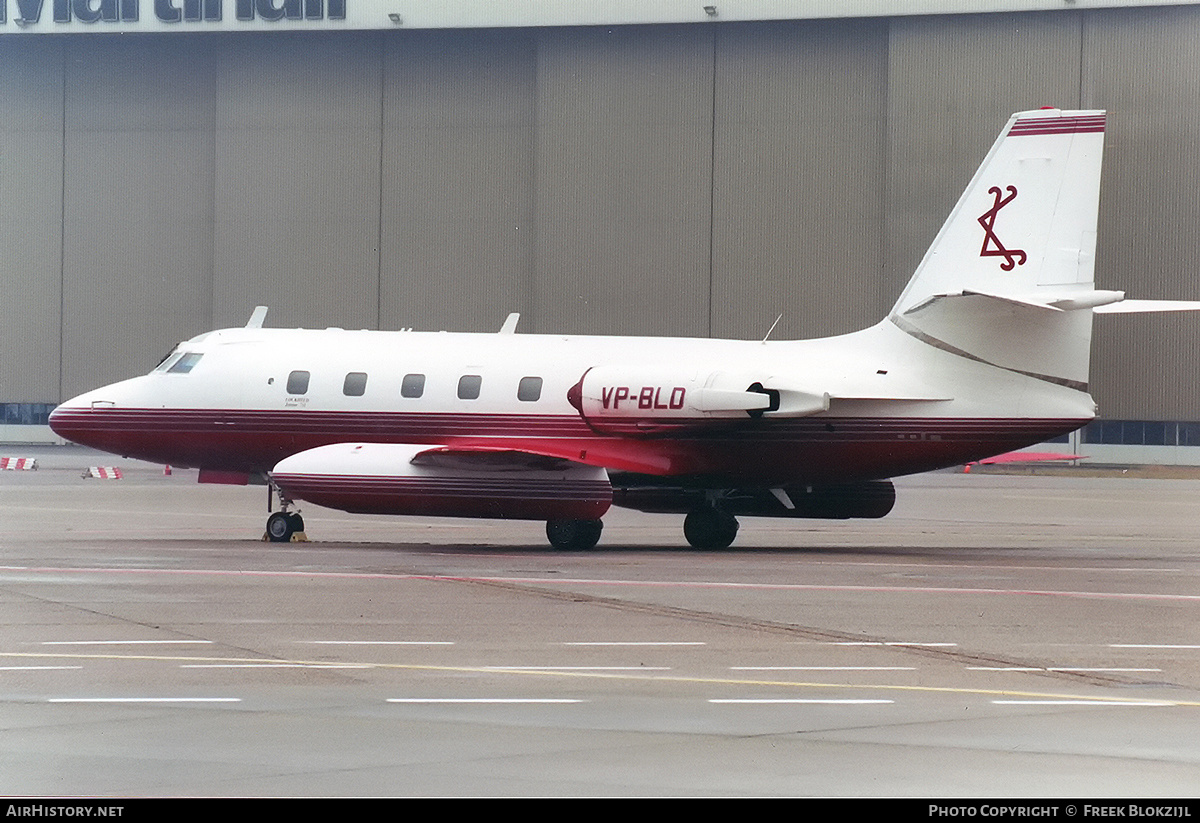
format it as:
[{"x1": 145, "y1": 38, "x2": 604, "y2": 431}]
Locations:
[{"x1": 2, "y1": 6, "x2": 1200, "y2": 439}]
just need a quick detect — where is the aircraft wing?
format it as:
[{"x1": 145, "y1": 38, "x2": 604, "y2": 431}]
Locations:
[
  {"x1": 410, "y1": 445, "x2": 581, "y2": 472},
  {"x1": 414, "y1": 441, "x2": 674, "y2": 476}
]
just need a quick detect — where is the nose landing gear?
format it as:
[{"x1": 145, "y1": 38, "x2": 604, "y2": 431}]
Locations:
[
  {"x1": 265, "y1": 511, "x2": 306, "y2": 543},
  {"x1": 264, "y1": 478, "x2": 307, "y2": 542}
]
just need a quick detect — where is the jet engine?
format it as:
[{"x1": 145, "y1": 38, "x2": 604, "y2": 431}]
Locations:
[
  {"x1": 567, "y1": 366, "x2": 829, "y2": 435},
  {"x1": 271, "y1": 443, "x2": 612, "y2": 521}
]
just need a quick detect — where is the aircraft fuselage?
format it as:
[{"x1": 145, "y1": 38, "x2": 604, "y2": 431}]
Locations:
[{"x1": 49, "y1": 319, "x2": 1093, "y2": 488}]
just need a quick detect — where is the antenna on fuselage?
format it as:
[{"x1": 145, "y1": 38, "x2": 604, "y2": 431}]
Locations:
[
  {"x1": 499, "y1": 313, "x2": 520, "y2": 334},
  {"x1": 245, "y1": 306, "x2": 268, "y2": 329},
  {"x1": 761, "y1": 313, "x2": 783, "y2": 343}
]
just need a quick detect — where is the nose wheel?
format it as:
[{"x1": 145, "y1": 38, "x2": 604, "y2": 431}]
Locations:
[
  {"x1": 684, "y1": 506, "x2": 739, "y2": 549},
  {"x1": 266, "y1": 511, "x2": 306, "y2": 543}
]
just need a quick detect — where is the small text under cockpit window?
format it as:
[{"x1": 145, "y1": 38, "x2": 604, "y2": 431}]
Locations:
[{"x1": 167, "y1": 353, "x2": 203, "y2": 374}]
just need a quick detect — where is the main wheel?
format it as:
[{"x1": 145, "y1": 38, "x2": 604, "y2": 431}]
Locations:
[
  {"x1": 683, "y1": 507, "x2": 739, "y2": 549},
  {"x1": 545, "y1": 518, "x2": 604, "y2": 550},
  {"x1": 266, "y1": 512, "x2": 295, "y2": 543}
]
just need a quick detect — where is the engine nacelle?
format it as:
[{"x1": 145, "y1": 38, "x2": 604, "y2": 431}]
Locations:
[
  {"x1": 567, "y1": 366, "x2": 832, "y2": 436},
  {"x1": 613, "y1": 480, "x2": 896, "y2": 520},
  {"x1": 271, "y1": 443, "x2": 612, "y2": 521},
  {"x1": 568, "y1": 366, "x2": 826, "y2": 436}
]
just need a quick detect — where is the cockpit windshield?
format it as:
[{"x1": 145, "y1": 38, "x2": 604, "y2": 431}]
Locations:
[
  {"x1": 155, "y1": 352, "x2": 203, "y2": 374},
  {"x1": 153, "y1": 345, "x2": 181, "y2": 372}
]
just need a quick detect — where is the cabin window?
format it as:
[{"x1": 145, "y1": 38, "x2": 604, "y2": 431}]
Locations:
[
  {"x1": 517, "y1": 376, "x2": 543, "y2": 402},
  {"x1": 343, "y1": 372, "x2": 368, "y2": 397},
  {"x1": 457, "y1": 374, "x2": 482, "y2": 400},
  {"x1": 168, "y1": 353, "x2": 203, "y2": 374},
  {"x1": 401, "y1": 373, "x2": 425, "y2": 398},
  {"x1": 287, "y1": 370, "x2": 310, "y2": 395}
]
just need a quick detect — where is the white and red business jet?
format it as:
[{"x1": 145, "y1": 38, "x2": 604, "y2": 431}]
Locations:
[{"x1": 49, "y1": 109, "x2": 1200, "y2": 549}]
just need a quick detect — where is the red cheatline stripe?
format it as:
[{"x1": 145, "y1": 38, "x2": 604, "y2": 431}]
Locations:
[
  {"x1": 1010, "y1": 114, "x2": 1105, "y2": 136},
  {"x1": 49, "y1": 408, "x2": 1086, "y2": 432},
  {"x1": 51, "y1": 411, "x2": 1085, "y2": 447}
]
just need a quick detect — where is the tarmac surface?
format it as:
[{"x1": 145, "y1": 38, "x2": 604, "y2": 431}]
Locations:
[{"x1": 2, "y1": 446, "x2": 1200, "y2": 796}]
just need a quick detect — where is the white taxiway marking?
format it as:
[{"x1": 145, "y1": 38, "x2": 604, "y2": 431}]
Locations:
[
  {"x1": 484, "y1": 666, "x2": 671, "y2": 671},
  {"x1": 301, "y1": 640, "x2": 455, "y2": 645},
  {"x1": 48, "y1": 697, "x2": 241, "y2": 703},
  {"x1": 968, "y1": 666, "x2": 1163, "y2": 673},
  {"x1": 0, "y1": 665, "x2": 83, "y2": 671},
  {"x1": 1110, "y1": 644, "x2": 1200, "y2": 649},
  {"x1": 42, "y1": 640, "x2": 214, "y2": 645},
  {"x1": 387, "y1": 698, "x2": 584, "y2": 704},
  {"x1": 730, "y1": 666, "x2": 916, "y2": 671},
  {"x1": 710, "y1": 699, "x2": 894, "y2": 704},
  {"x1": 180, "y1": 663, "x2": 373, "y2": 669},
  {"x1": 829, "y1": 642, "x2": 957, "y2": 647},
  {"x1": 1047, "y1": 667, "x2": 1163, "y2": 673},
  {"x1": 560, "y1": 642, "x2": 705, "y2": 646},
  {"x1": 992, "y1": 700, "x2": 1176, "y2": 706}
]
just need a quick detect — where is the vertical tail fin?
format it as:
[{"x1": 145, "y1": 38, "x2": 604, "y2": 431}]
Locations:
[{"x1": 889, "y1": 109, "x2": 1108, "y2": 390}]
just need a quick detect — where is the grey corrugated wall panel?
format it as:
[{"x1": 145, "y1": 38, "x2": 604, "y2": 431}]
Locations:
[
  {"x1": 213, "y1": 33, "x2": 383, "y2": 333},
  {"x1": 59, "y1": 37, "x2": 216, "y2": 400},
  {"x1": 711, "y1": 19, "x2": 888, "y2": 341},
  {"x1": 0, "y1": 39, "x2": 63, "y2": 404},
  {"x1": 532, "y1": 25, "x2": 714, "y2": 337},
  {"x1": 885, "y1": 12, "x2": 1084, "y2": 312},
  {"x1": 379, "y1": 30, "x2": 536, "y2": 334},
  {"x1": 1083, "y1": 6, "x2": 1200, "y2": 420},
  {"x1": 5, "y1": 10, "x2": 1200, "y2": 434}
]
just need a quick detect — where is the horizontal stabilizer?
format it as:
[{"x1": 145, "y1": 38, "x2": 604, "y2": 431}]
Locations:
[
  {"x1": 894, "y1": 290, "x2": 1093, "y2": 389},
  {"x1": 906, "y1": 289, "x2": 1127, "y2": 316},
  {"x1": 1093, "y1": 299, "x2": 1200, "y2": 314}
]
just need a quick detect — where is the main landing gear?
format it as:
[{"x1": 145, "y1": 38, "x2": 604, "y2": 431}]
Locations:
[
  {"x1": 545, "y1": 518, "x2": 604, "y2": 550},
  {"x1": 264, "y1": 478, "x2": 306, "y2": 543},
  {"x1": 683, "y1": 505, "x2": 739, "y2": 549},
  {"x1": 543, "y1": 507, "x2": 738, "y2": 551}
]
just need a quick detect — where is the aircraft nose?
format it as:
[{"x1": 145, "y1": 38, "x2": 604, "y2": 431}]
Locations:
[
  {"x1": 48, "y1": 393, "x2": 109, "y2": 447},
  {"x1": 48, "y1": 381, "x2": 139, "y2": 451}
]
